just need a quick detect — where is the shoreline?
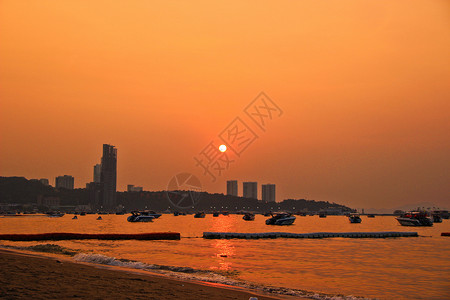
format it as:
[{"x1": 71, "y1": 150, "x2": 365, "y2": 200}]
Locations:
[{"x1": 0, "y1": 248, "x2": 291, "y2": 299}]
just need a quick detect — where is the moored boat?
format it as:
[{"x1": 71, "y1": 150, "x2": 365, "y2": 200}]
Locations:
[
  {"x1": 243, "y1": 212, "x2": 255, "y2": 221},
  {"x1": 265, "y1": 213, "x2": 296, "y2": 225},
  {"x1": 319, "y1": 213, "x2": 327, "y2": 218},
  {"x1": 144, "y1": 211, "x2": 162, "y2": 218},
  {"x1": 349, "y1": 214, "x2": 362, "y2": 223},
  {"x1": 396, "y1": 212, "x2": 433, "y2": 226},
  {"x1": 432, "y1": 214, "x2": 443, "y2": 223},
  {"x1": 367, "y1": 214, "x2": 375, "y2": 218},
  {"x1": 127, "y1": 211, "x2": 155, "y2": 222},
  {"x1": 194, "y1": 212, "x2": 206, "y2": 218},
  {"x1": 46, "y1": 212, "x2": 65, "y2": 217},
  {"x1": 212, "y1": 212, "x2": 219, "y2": 217}
]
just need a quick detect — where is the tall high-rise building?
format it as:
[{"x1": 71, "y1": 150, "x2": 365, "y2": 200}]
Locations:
[
  {"x1": 100, "y1": 144, "x2": 117, "y2": 210},
  {"x1": 226, "y1": 180, "x2": 238, "y2": 196},
  {"x1": 262, "y1": 184, "x2": 276, "y2": 202},
  {"x1": 243, "y1": 182, "x2": 257, "y2": 199},
  {"x1": 93, "y1": 164, "x2": 101, "y2": 183},
  {"x1": 55, "y1": 175, "x2": 74, "y2": 189}
]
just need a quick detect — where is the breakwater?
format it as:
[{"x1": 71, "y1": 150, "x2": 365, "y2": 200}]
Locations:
[
  {"x1": 0, "y1": 232, "x2": 180, "y2": 241},
  {"x1": 203, "y1": 231, "x2": 418, "y2": 239}
]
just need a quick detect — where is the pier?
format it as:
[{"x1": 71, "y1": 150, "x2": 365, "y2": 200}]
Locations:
[{"x1": 203, "y1": 231, "x2": 418, "y2": 239}]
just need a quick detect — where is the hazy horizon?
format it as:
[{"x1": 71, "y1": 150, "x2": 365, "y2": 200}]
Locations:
[{"x1": 1, "y1": 1, "x2": 449, "y2": 209}]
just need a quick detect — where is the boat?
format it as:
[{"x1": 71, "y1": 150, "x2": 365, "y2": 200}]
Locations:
[
  {"x1": 142, "y1": 211, "x2": 162, "y2": 218},
  {"x1": 295, "y1": 212, "x2": 307, "y2": 216},
  {"x1": 127, "y1": 211, "x2": 155, "y2": 222},
  {"x1": 319, "y1": 213, "x2": 327, "y2": 218},
  {"x1": 97, "y1": 216, "x2": 102, "y2": 220},
  {"x1": 194, "y1": 212, "x2": 206, "y2": 218},
  {"x1": 432, "y1": 214, "x2": 443, "y2": 223},
  {"x1": 433, "y1": 210, "x2": 449, "y2": 220},
  {"x1": 72, "y1": 216, "x2": 78, "y2": 219},
  {"x1": 396, "y1": 212, "x2": 433, "y2": 226},
  {"x1": 349, "y1": 214, "x2": 362, "y2": 223},
  {"x1": 265, "y1": 213, "x2": 296, "y2": 225},
  {"x1": 46, "y1": 212, "x2": 65, "y2": 217},
  {"x1": 243, "y1": 212, "x2": 255, "y2": 221},
  {"x1": 80, "y1": 212, "x2": 86, "y2": 216},
  {"x1": 367, "y1": 214, "x2": 375, "y2": 218},
  {"x1": 212, "y1": 212, "x2": 219, "y2": 217}
]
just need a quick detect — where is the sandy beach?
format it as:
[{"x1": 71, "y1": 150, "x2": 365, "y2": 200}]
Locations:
[{"x1": 0, "y1": 249, "x2": 281, "y2": 300}]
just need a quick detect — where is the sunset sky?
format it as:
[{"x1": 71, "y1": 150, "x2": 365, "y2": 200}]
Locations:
[{"x1": 1, "y1": 1, "x2": 449, "y2": 210}]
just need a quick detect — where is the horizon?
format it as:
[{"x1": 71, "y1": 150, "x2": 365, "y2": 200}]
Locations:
[{"x1": 1, "y1": 1, "x2": 449, "y2": 209}]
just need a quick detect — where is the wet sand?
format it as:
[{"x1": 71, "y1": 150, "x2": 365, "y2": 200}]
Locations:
[{"x1": 0, "y1": 249, "x2": 282, "y2": 299}]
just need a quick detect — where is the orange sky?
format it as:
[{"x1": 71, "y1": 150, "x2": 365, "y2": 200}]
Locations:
[{"x1": 1, "y1": 0, "x2": 449, "y2": 210}]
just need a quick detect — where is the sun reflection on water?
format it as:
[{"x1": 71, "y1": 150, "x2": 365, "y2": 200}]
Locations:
[{"x1": 210, "y1": 215, "x2": 236, "y2": 270}]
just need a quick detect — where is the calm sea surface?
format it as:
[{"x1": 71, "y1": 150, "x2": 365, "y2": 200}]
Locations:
[{"x1": 0, "y1": 214, "x2": 449, "y2": 299}]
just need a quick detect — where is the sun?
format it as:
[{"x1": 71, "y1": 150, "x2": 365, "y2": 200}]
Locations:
[{"x1": 219, "y1": 144, "x2": 227, "y2": 152}]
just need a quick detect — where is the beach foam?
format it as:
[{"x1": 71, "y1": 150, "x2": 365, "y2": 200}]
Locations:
[{"x1": 73, "y1": 253, "x2": 373, "y2": 300}]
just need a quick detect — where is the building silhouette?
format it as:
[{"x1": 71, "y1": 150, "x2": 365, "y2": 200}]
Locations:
[
  {"x1": 93, "y1": 164, "x2": 101, "y2": 183},
  {"x1": 39, "y1": 178, "x2": 49, "y2": 186},
  {"x1": 86, "y1": 182, "x2": 102, "y2": 209},
  {"x1": 262, "y1": 184, "x2": 276, "y2": 202},
  {"x1": 100, "y1": 144, "x2": 117, "y2": 210},
  {"x1": 243, "y1": 182, "x2": 257, "y2": 199},
  {"x1": 226, "y1": 180, "x2": 238, "y2": 196},
  {"x1": 55, "y1": 175, "x2": 74, "y2": 189}
]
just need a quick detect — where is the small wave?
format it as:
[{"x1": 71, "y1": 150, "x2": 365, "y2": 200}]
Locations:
[
  {"x1": 73, "y1": 253, "x2": 373, "y2": 299},
  {"x1": 1, "y1": 243, "x2": 79, "y2": 256}
]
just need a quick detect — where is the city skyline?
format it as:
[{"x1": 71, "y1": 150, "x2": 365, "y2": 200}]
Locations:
[{"x1": 1, "y1": 1, "x2": 449, "y2": 209}]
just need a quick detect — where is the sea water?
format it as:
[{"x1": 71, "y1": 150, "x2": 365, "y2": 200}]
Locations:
[{"x1": 0, "y1": 214, "x2": 449, "y2": 299}]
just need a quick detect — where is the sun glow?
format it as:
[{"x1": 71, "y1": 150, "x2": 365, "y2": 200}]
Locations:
[{"x1": 219, "y1": 144, "x2": 227, "y2": 152}]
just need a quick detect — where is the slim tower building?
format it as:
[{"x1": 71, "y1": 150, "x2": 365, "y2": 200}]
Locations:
[
  {"x1": 226, "y1": 180, "x2": 238, "y2": 196},
  {"x1": 262, "y1": 184, "x2": 276, "y2": 202},
  {"x1": 100, "y1": 144, "x2": 117, "y2": 210},
  {"x1": 93, "y1": 164, "x2": 101, "y2": 183},
  {"x1": 243, "y1": 182, "x2": 257, "y2": 199}
]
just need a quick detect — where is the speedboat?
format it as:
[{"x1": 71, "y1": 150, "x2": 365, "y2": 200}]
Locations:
[
  {"x1": 243, "y1": 212, "x2": 255, "y2": 221},
  {"x1": 432, "y1": 214, "x2": 443, "y2": 223},
  {"x1": 46, "y1": 212, "x2": 64, "y2": 217},
  {"x1": 72, "y1": 215, "x2": 78, "y2": 219},
  {"x1": 127, "y1": 211, "x2": 155, "y2": 222},
  {"x1": 212, "y1": 212, "x2": 219, "y2": 217},
  {"x1": 144, "y1": 211, "x2": 162, "y2": 218},
  {"x1": 194, "y1": 212, "x2": 206, "y2": 218},
  {"x1": 349, "y1": 214, "x2": 362, "y2": 223},
  {"x1": 97, "y1": 216, "x2": 102, "y2": 220},
  {"x1": 265, "y1": 213, "x2": 296, "y2": 225},
  {"x1": 396, "y1": 212, "x2": 433, "y2": 226}
]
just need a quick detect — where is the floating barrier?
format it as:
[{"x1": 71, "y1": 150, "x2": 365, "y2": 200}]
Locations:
[
  {"x1": 442, "y1": 232, "x2": 450, "y2": 236},
  {"x1": 0, "y1": 232, "x2": 180, "y2": 241},
  {"x1": 203, "y1": 231, "x2": 418, "y2": 239}
]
